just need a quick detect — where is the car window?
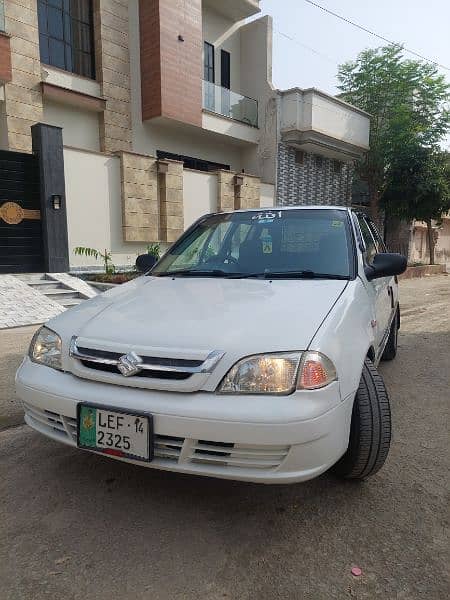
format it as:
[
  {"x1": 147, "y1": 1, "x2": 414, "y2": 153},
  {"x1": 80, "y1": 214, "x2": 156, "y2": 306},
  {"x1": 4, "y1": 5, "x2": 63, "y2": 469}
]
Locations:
[
  {"x1": 153, "y1": 209, "x2": 353, "y2": 278},
  {"x1": 367, "y1": 219, "x2": 386, "y2": 253},
  {"x1": 357, "y1": 215, "x2": 378, "y2": 263}
]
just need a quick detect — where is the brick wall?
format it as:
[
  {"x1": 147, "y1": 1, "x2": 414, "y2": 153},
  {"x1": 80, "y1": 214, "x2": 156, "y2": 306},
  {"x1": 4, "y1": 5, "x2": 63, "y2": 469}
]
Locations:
[
  {"x1": 94, "y1": 0, "x2": 132, "y2": 153},
  {"x1": 2, "y1": 0, "x2": 43, "y2": 153},
  {"x1": 277, "y1": 143, "x2": 354, "y2": 207}
]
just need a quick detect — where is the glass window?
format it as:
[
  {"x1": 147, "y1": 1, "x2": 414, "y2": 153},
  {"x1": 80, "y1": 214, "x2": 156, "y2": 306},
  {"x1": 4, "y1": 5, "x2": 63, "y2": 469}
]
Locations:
[
  {"x1": 204, "y1": 42, "x2": 215, "y2": 83},
  {"x1": 367, "y1": 219, "x2": 386, "y2": 252},
  {"x1": 221, "y1": 49, "x2": 230, "y2": 89},
  {"x1": 38, "y1": 0, "x2": 95, "y2": 79},
  {"x1": 357, "y1": 215, "x2": 378, "y2": 263},
  {"x1": 153, "y1": 209, "x2": 353, "y2": 279}
]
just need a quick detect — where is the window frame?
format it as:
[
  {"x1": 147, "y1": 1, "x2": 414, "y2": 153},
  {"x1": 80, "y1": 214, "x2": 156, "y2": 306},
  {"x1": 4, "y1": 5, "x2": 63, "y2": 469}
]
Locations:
[
  {"x1": 355, "y1": 213, "x2": 379, "y2": 265},
  {"x1": 220, "y1": 49, "x2": 231, "y2": 89},
  {"x1": 204, "y1": 41, "x2": 215, "y2": 83},
  {"x1": 38, "y1": 0, "x2": 96, "y2": 80}
]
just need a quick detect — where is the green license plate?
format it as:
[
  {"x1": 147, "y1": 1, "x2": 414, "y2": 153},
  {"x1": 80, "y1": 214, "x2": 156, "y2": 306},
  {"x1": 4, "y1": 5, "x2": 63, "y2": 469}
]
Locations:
[{"x1": 77, "y1": 404, "x2": 153, "y2": 462}]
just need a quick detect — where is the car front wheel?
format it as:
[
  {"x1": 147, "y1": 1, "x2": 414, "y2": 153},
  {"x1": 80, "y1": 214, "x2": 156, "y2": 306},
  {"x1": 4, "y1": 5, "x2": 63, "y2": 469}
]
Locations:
[{"x1": 333, "y1": 358, "x2": 391, "y2": 480}]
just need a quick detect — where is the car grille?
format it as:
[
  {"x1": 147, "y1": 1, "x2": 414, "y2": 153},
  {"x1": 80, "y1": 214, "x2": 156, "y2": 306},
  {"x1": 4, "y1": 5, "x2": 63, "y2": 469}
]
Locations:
[
  {"x1": 23, "y1": 403, "x2": 290, "y2": 471},
  {"x1": 68, "y1": 337, "x2": 224, "y2": 388}
]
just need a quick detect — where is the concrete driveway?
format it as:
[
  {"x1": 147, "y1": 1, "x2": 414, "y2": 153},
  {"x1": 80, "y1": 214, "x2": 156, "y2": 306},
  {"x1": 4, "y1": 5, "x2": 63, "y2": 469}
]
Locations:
[{"x1": 0, "y1": 276, "x2": 448, "y2": 600}]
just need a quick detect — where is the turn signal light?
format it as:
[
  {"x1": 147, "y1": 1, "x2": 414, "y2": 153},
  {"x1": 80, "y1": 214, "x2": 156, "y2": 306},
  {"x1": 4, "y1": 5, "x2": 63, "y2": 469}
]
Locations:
[{"x1": 297, "y1": 352, "x2": 337, "y2": 390}]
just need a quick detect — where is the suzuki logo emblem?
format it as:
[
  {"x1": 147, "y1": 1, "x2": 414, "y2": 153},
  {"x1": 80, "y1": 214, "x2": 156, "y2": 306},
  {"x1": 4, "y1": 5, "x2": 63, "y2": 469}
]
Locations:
[{"x1": 117, "y1": 351, "x2": 143, "y2": 377}]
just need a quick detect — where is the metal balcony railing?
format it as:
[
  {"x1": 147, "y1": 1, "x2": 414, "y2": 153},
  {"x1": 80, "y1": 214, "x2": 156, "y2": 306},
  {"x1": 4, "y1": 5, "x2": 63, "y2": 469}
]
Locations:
[{"x1": 202, "y1": 80, "x2": 258, "y2": 128}]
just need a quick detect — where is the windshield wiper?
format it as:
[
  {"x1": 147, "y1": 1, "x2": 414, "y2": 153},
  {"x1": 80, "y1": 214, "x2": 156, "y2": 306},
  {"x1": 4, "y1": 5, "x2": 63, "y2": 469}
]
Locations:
[
  {"x1": 155, "y1": 269, "x2": 232, "y2": 278},
  {"x1": 231, "y1": 270, "x2": 350, "y2": 280}
]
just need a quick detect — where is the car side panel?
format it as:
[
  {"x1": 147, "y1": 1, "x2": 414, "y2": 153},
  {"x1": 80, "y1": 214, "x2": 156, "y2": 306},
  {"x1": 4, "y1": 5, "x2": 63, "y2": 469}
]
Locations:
[{"x1": 307, "y1": 278, "x2": 375, "y2": 401}]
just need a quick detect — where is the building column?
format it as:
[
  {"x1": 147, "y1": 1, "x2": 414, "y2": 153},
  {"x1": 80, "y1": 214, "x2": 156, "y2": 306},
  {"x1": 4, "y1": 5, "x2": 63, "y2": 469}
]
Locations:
[
  {"x1": 31, "y1": 123, "x2": 69, "y2": 272},
  {"x1": 158, "y1": 159, "x2": 184, "y2": 243},
  {"x1": 235, "y1": 174, "x2": 261, "y2": 209},
  {"x1": 3, "y1": 0, "x2": 43, "y2": 153},
  {"x1": 119, "y1": 151, "x2": 159, "y2": 242},
  {"x1": 94, "y1": 0, "x2": 132, "y2": 153}
]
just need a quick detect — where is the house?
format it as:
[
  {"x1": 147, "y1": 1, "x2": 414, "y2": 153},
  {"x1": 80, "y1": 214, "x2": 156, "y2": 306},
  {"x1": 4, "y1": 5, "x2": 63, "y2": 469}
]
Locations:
[{"x1": 0, "y1": 0, "x2": 370, "y2": 273}]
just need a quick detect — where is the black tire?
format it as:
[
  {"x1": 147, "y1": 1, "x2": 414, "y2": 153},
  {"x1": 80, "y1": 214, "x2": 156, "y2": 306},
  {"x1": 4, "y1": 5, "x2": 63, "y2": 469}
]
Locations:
[
  {"x1": 333, "y1": 359, "x2": 391, "y2": 480},
  {"x1": 381, "y1": 308, "x2": 399, "y2": 361}
]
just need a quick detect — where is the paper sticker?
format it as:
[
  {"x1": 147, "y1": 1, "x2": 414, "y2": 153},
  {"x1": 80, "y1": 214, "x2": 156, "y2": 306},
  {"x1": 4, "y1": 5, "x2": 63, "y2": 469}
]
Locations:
[
  {"x1": 331, "y1": 220, "x2": 343, "y2": 228},
  {"x1": 252, "y1": 211, "x2": 283, "y2": 222},
  {"x1": 261, "y1": 235, "x2": 273, "y2": 254}
]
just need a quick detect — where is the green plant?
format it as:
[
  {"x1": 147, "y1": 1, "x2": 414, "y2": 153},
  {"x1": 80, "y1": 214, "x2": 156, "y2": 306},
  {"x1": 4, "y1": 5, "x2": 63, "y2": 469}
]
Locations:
[
  {"x1": 74, "y1": 247, "x2": 116, "y2": 275},
  {"x1": 338, "y1": 45, "x2": 450, "y2": 224},
  {"x1": 146, "y1": 244, "x2": 160, "y2": 259}
]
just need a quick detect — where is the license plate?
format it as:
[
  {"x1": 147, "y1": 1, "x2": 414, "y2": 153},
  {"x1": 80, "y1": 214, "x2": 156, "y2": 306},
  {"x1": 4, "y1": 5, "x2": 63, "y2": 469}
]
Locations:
[{"x1": 77, "y1": 404, "x2": 153, "y2": 462}]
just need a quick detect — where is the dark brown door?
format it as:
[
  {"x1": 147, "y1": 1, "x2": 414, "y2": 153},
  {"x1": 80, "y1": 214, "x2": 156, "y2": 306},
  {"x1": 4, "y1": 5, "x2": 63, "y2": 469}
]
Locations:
[{"x1": 0, "y1": 149, "x2": 44, "y2": 273}]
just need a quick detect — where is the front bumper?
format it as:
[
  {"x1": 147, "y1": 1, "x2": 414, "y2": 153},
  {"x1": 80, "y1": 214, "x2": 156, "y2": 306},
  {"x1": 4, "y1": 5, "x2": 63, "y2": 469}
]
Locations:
[{"x1": 16, "y1": 358, "x2": 355, "y2": 484}]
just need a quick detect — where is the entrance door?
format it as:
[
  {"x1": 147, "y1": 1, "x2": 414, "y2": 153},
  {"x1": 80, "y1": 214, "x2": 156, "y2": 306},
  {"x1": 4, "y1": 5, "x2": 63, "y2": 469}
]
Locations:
[{"x1": 0, "y1": 149, "x2": 44, "y2": 273}]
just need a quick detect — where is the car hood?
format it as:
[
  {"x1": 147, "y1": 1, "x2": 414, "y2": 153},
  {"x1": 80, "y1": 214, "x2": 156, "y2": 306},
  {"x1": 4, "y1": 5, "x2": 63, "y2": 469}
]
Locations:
[{"x1": 51, "y1": 276, "x2": 347, "y2": 356}]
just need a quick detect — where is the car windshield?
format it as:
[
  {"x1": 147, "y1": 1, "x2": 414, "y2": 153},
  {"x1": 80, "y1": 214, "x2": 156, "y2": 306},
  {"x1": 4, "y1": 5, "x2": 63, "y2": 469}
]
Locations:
[{"x1": 152, "y1": 209, "x2": 353, "y2": 279}]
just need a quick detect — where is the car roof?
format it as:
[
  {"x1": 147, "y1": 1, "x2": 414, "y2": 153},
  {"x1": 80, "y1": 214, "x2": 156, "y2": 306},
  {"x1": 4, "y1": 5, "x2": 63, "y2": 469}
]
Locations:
[{"x1": 226, "y1": 205, "x2": 351, "y2": 214}]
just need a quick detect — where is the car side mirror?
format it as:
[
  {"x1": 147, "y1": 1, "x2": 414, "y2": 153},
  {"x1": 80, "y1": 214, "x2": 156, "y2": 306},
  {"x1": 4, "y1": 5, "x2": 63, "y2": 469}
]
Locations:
[
  {"x1": 365, "y1": 253, "x2": 407, "y2": 281},
  {"x1": 136, "y1": 253, "x2": 157, "y2": 273}
]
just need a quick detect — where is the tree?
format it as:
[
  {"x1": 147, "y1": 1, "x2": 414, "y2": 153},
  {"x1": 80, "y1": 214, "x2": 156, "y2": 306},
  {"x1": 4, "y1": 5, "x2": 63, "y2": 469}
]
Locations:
[
  {"x1": 382, "y1": 149, "x2": 450, "y2": 263},
  {"x1": 338, "y1": 45, "x2": 450, "y2": 225}
]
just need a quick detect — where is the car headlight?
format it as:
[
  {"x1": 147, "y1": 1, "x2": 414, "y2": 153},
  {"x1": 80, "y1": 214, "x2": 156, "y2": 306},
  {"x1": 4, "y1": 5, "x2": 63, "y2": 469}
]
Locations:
[
  {"x1": 29, "y1": 326, "x2": 62, "y2": 370},
  {"x1": 217, "y1": 351, "x2": 337, "y2": 395}
]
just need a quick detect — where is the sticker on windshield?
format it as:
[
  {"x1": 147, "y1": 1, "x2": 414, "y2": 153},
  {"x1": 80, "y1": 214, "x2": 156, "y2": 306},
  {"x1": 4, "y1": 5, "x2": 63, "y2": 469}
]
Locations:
[
  {"x1": 251, "y1": 211, "x2": 283, "y2": 223},
  {"x1": 331, "y1": 220, "x2": 344, "y2": 228},
  {"x1": 261, "y1": 235, "x2": 273, "y2": 254}
]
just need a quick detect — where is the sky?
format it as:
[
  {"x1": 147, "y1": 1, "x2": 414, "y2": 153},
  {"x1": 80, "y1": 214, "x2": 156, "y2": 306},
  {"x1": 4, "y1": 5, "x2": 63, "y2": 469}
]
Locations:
[
  {"x1": 258, "y1": 0, "x2": 450, "y2": 92},
  {"x1": 257, "y1": 0, "x2": 450, "y2": 148}
]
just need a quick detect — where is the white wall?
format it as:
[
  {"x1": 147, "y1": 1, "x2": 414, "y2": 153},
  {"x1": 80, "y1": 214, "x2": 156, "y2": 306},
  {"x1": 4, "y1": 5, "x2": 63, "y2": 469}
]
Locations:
[
  {"x1": 280, "y1": 89, "x2": 370, "y2": 150},
  {"x1": 64, "y1": 147, "x2": 150, "y2": 270},
  {"x1": 183, "y1": 169, "x2": 218, "y2": 228},
  {"x1": 44, "y1": 100, "x2": 100, "y2": 152},
  {"x1": 202, "y1": 6, "x2": 242, "y2": 92},
  {"x1": 239, "y1": 16, "x2": 277, "y2": 184},
  {"x1": 309, "y1": 91, "x2": 370, "y2": 149},
  {"x1": 260, "y1": 182, "x2": 275, "y2": 207}
]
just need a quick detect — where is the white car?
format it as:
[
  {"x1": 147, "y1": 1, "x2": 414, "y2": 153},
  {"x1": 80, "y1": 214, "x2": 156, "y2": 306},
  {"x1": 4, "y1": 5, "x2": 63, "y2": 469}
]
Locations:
[{"x1": 16, "y1": 207, "x2": 406, "y2": 484}]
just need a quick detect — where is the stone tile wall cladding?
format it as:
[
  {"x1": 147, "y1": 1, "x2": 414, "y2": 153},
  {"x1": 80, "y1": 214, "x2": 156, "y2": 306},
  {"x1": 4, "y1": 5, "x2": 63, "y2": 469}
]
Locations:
[
  {"x1": 3, "y1": 0, "x2": 43, "y2": 153},
  {"x1": 119, "y1": 151, "x2": 159, "y2": 242},
  {"x1": 94, "y1": 0, "x2": 133, "y2": 153},
  {"x1": 120, "y1": 154, "x2": 185, "y2": 243},
  {"x1": 158, "y1": 160, "x2": 184, "y2": 243},
  {"x1": 277, "y1": 143, "x2": 354, "y2": 207},
  {"x1": 217, "y1": 171, "x2": 261, "y2": 212}
]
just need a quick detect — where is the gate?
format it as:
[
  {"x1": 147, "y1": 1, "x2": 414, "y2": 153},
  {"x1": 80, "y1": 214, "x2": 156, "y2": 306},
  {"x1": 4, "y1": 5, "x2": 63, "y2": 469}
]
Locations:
[{"x1": 0, "y1": 149, "x2": 44, "y2": 273}]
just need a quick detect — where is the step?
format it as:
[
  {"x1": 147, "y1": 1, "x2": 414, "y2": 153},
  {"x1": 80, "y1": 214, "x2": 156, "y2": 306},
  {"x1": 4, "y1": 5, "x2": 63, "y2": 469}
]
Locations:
[
  {"x1": 60, "y1": 298, "x2": 84, "y2": 307},
  {"x1": 45, "y1": 290, "x2": 84, "y2": 302},
  {"x1": 15, "y1": 273, "x2": 48, "y2": 284},
  {"x1": 28, "y1": 281, "x2": 64, "y2": 292}
]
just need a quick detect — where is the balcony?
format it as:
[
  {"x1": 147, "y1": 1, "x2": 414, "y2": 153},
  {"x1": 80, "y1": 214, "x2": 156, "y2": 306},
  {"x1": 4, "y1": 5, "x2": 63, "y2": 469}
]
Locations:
[
  {"x1": 202, "y1": 80, "x2": 258, "y2": 128},
  {"x1": 280, "y1": 88, "x2": 370, "y2": 161}
]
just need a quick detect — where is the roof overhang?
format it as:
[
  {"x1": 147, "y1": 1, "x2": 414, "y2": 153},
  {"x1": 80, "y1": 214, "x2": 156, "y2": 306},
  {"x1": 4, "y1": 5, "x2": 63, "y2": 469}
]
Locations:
[
  {"x1": 202, "y1": 0, "x2": 261, "y2": 20},
  {"x1": 281, "y1": 129, "x2": 368, "y2": 163}
]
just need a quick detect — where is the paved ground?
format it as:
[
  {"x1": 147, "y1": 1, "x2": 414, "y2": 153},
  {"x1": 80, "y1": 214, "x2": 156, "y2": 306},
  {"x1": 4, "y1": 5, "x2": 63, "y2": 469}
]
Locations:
[
  {"x1": 0, "y1": 275, "x2": 448, "y2": 600},
  {"x1": 0, "y1": 325, "x2": 38, "y2": 430}
]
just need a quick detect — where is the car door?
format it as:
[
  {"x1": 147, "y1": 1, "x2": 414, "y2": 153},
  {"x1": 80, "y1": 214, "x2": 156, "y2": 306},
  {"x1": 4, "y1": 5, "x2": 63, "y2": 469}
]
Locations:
[{"x1": 356, "y1": 214, "x2": 393, "y2": 354}]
